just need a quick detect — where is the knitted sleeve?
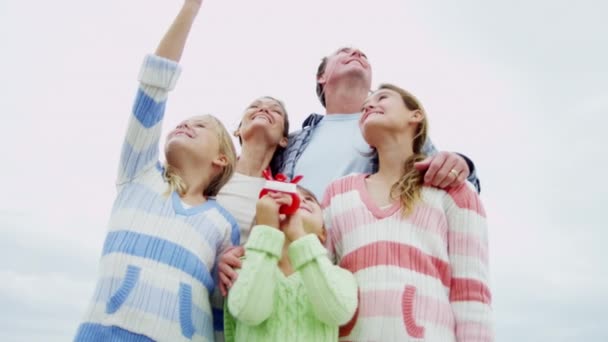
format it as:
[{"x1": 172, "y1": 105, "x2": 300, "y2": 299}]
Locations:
[
  {"x1": 210, "y1": 208, "x2": 241, "y2": 334},
  {"x1": 217, "y1": 208, "x2": 241, "y2": 258},
  {"x1": 321, "y1": 181, "x2": 340, "y2": 264},
  {"x1": 421, "y1": 136, "x2": 438, "y2": 157},
  {"x1": 227, "y1": 225, "x2": 284, "y2": 326},
  {"x1": 289, "y1": 234, "x2": 358, "y2": 326},
  {"x1": 223, "y1": 298, "x2": 237, "y2": 342},
  {"x1": 444, "y1": 183, "x2": 494, "y2": 341},
  {"x1": 116, "y1": 54, "x2": 181, "y2": 186}
]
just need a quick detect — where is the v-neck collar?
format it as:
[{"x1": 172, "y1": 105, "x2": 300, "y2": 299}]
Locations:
[
  {"x1": 354, "y1": 173, "x2": 401, "y2": 219},
  {"x1": 171, "y1": 191, "x2": 215, "y2": 216},
  {"x1": 277, "y1": 269, "x2": 301, "y2": 283}
]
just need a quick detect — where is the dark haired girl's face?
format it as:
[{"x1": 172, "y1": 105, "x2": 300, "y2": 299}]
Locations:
[{"x1": 237, "y1": 97, "x2": 287, "y2": 147}]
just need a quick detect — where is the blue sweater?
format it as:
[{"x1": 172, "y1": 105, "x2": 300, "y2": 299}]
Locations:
[{"x1": 75, "y1": 55, "x2": 239, "y2": 342}]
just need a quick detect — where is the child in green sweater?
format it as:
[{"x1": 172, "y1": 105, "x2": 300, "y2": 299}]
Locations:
[{"x1": 223, "y1": 186, "x2": 358, "y2": 342}]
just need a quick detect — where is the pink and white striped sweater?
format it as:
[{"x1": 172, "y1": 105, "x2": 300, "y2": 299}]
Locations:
[{"x1": 322, "y1": 173, "x2": 493, "y2": 342}]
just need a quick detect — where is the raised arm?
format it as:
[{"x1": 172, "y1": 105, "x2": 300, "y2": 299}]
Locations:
[
  {"x1": 445, "y1": 184, "x2": 494, "y2": 341},
  {"x1": 227, "y1": 226, "x2": 282, "y2": 325},
  {"x1": 117, "y1": 1, "x2": 202, "y2": 185},
  {"x1": 288, "y1": 235, "x2": 358, "y2": 326},
  {"x1": 155, "y1": 0, "x2": 202, "y2": 62}
]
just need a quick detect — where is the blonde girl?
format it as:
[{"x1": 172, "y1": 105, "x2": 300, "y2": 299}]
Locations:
[{"x1": 75, "y1": 1, "x2": 238, "y2": 341}]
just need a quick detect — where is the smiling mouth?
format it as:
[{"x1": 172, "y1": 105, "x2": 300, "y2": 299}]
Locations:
[
  {"x1": 345, "y1": 59, "x2": 365, "y2": 67},
  {"x1": 362, "y1": 111, "x2": 383, "y2": 122},
  {"x1": 252, "y1": 113, "x2": 273, "y2": 124},
  {"x1": 173, "y1": 131, "x2": 193, "y2": 138}
]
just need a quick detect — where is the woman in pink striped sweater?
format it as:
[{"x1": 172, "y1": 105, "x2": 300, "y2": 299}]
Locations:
[{"x1": 322, "y1": 84, "x2": 493, "y2": 341}]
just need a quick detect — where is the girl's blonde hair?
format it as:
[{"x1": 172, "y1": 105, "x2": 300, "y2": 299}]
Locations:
[
  {"x1": 377, "y1": 83, "x2": 429, "y2": 217},
  {"x1": 164, "y1": 115, "x2": 237, "y2": 197}
]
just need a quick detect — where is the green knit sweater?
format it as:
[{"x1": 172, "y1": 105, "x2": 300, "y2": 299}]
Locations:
[{"x1": 224, "y1": 225, "x2": 358, "y2": 342}]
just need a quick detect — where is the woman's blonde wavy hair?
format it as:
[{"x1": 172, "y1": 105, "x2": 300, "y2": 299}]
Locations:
[
  {"x1": 377, "y1": 83, "x2": 429, "y2": 217},
  {"x1": 164, "y1": 115, "x2": 237, "y2": 198}
]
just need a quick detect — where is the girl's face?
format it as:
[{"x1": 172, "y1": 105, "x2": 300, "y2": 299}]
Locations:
[
  {"x1": 296, "y1": 188, "x2": 325, "y2": 240},
  {"x1": 236, "y1": 97, "x2": 287, "y2": 148},
  {"x1": 165, "y1": 115, "x2": 224, "y2": 166},
  {"x1": 359, "y1": 89, "x2": 423, "y2": 144}
]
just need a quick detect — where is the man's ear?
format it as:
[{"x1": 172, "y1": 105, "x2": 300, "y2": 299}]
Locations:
[
  {"x1": 317, "y1": 72, "x2": 327, "y2": 86},
  {"x1": 212, "y1": 154, "x2": 229, "y2": 168}
]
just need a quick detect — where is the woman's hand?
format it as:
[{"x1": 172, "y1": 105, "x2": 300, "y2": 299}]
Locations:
[{"x1": 218, "y1": 246, "x2": 245, "y2": 296}]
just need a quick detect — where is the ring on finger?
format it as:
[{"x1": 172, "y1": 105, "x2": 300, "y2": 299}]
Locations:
[{"x1": 449, "y1": 169, "x2": 460, "y2": 178}]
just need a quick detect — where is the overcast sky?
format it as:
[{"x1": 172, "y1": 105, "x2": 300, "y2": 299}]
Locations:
[{"x1": 1, "y1": 0, "x2": 607, "y2": 341}]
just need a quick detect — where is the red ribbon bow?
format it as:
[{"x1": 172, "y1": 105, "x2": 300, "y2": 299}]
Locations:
[{"x1": 262, "y1": 168, "x2": 303, "y2": 184}]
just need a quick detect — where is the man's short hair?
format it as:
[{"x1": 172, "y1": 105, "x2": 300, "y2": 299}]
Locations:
[{"x1": 315, "y1": 56, "x2": 329, "y2": 108}]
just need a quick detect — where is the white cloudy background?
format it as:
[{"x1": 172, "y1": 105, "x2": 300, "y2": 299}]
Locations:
[{"x1": 1, "y1": 0, "x2": 607, "y2": 341}]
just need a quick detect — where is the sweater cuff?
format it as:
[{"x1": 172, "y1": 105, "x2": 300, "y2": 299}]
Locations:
[
  {"x1": 138, "y1": 54, "x2": 182, "y2": 90},
  {"x1": 288, "y1": 234, "x2": 327, "y2": 270},
  {"x1": 456, "y1": 152, "x2": 481, "y2": 194},
  {"x1": 244, "y1": 225, "x2": 285, "y2": 259}
]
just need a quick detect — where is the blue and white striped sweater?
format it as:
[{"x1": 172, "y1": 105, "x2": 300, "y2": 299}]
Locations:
[{"x1": 76, "y1": 55, "x2": 239, "y2": 342}]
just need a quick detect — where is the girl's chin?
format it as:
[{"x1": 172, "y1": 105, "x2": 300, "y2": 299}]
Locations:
[{"x1": 165, "y1": 141, "x2": 202, "y2": 156}]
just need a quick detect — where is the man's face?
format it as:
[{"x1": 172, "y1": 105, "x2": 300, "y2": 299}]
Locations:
[{"x1": 318, "y1": 47, "x2": 372, "y2": 91}]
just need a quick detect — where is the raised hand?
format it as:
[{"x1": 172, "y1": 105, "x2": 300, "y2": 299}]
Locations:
[
  {"x1": 155, "y1": 0, "x2": 204, "y2": 62},
  {"x1": 279, "y1": 212, "x2": 307, "y2": 243},
  {"x1": 255, "y1": 192, "x2": 293, "y2": 229},
  {"x1": 185, "y1": 0, "x2": 203, "y2": 6}
]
